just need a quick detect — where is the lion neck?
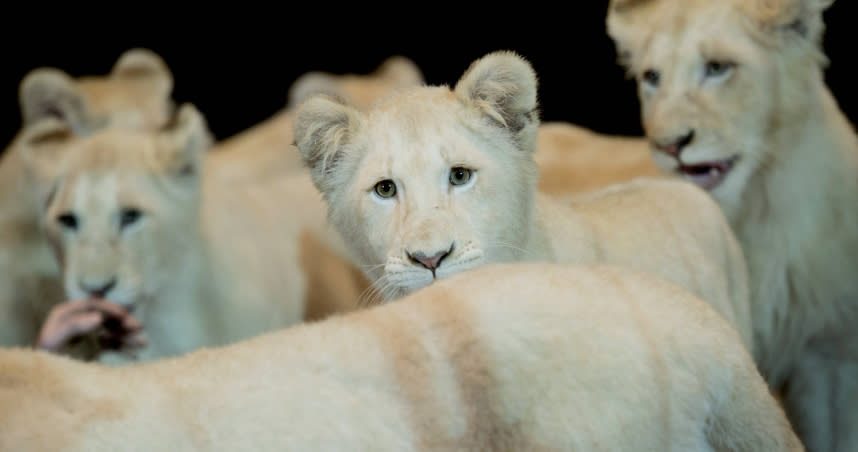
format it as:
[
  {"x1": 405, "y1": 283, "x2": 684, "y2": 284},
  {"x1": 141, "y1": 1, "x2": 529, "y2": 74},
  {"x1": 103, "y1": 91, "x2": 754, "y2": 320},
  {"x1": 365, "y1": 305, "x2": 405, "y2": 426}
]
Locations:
[{"x1": 731, "y1": 70, "x2": 858, "y2": 379}]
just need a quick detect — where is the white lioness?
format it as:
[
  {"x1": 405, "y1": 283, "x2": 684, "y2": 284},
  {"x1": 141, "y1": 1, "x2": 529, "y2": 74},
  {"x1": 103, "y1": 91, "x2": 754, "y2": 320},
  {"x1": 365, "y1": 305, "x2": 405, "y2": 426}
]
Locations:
[
  {"x1": 209, "y1": 55, "x2": 425, "y2": 183},
  {"x1": 26, "y1": 103, "x2": 363, "y2": 364},
  {"x1": 607, "y1": 1, "x2": 858, "y2": 449},
  {"x1": 294, "y1": 50, "x2": 754, "y2": 352},
  {"x1": 0, "y1": 49, "x2": 177, "y2": 348},
  {"x1": 0, "y1": 263, "x2": 802, "y2": 452}
]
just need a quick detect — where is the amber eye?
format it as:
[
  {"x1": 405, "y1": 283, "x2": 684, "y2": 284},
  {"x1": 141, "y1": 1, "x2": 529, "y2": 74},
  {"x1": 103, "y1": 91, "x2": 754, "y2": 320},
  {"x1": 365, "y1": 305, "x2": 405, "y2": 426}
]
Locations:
[
  {"x1": 641, "y1": 69, "x2": 660, "y2": 87},
  {"x1": 449, "y1": 167, "x2": 473, "y2": 186},
  {"x1": 373, "y1": 179, "x2": 397, "y2": 199},
  {"x1": 704, "y1": 60, "x2": 735, "y2": 78},
  {"x1": 119, "y1": 207, "x2": 143, "y2": 229},
  {"x1": 56, "y1": 212, "x2": 78, "y2": 230}
]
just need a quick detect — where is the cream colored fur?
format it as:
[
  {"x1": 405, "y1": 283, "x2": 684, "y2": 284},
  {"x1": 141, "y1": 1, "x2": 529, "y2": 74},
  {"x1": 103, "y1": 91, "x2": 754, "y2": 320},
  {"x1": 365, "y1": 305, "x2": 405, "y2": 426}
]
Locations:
[
  {"x1": 0, "y1": 49, "x2": 176, "y2": 348},
  {"x1": 294, "y1": 51, "x2": 754, "y2": 353},
  {"x1": 0, "y1": 263, "x2": 802, "y2": 451},
  {"x1": 209, "y1": 56, "x2": 425, "y2": 183},
  {"x1": 607, "y1": 1, "x2": 858, "y2": 450},
  {"x1": 535, "y1": 121, "x2": 665, "y2": 195},
  {"x1": 25, "y1": 103, "x2": 368, "y2": 364}
]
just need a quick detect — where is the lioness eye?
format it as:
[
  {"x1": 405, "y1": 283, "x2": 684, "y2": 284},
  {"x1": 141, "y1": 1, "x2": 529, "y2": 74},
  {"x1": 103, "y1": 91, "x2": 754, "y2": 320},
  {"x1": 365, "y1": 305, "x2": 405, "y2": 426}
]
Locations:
[
  {"x1": 449, "y1": 167, "x2": 473, "y2": 186},
  {"x1": 704, "y1": 61, "x2": 735, "y2": 78},
  {"x1": 641, "y1": 69, "x2": 660, "y2": 86},
  {"x1": 119, "y1": 208, "x2": 143, "y2": 229},
  {"x1": 57, "y1": 212, "x2": 78, "y2": 230},
  {"x1": 373, "y1": 180, "x2": 397, "y2": 199}
]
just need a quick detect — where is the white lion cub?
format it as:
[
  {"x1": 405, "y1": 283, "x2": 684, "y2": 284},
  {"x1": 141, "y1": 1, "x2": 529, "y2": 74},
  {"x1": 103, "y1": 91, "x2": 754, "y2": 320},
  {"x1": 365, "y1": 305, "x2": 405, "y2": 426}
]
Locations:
[
  {"x1": 294, "y1": 50, "x2": 754, "y2": 353},
  {"x1": 0, "y1": 263, "x2": 801, "y2": 451},
  {"x1": 606, "y1": 0, "x2": 858, "y2": 449},
  {"x1": 0, "y1": 49, "x2": 177, "y2": 349},
  {"x1": 26, "y1": 104, "x2": 313, "y2": 363}
]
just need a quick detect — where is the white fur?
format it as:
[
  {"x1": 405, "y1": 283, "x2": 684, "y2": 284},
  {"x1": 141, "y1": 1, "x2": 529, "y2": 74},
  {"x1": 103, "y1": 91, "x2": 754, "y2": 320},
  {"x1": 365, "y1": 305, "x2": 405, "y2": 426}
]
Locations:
[{"x1": 0, "y1": 263, "x2": 802, "y2": 451}]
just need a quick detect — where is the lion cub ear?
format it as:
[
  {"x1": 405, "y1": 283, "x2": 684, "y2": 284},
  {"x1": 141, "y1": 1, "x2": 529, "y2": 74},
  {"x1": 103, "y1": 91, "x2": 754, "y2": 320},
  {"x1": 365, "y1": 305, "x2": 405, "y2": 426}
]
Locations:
[
  {"x1": 19, "y1": 68, "x2": 92, "y2": 132},
  {"x1": 293, "y1": 94, "x2": 364, "y2": 194},
  {"x1": 747, "y1": 0, "x2": 835, "y2": 43},
  {"x1": 110, "y1": 48, "x2": 174, "y2": 98},
  {"x1": 453, "y1": 50, "x2": 540, "y2": 152},
  {"x1": 156, "y1": 103, "x2": 209, "y2": 178},
  {"x1": 606, "y1": 0, "x2": 651, "y2": 71}
]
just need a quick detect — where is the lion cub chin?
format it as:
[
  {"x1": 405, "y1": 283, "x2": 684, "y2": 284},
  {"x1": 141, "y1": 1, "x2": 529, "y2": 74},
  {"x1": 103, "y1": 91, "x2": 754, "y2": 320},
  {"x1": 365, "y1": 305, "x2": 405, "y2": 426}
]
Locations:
[
  {"x1": 294, "y1": 50, "x2": 754, "y2": 354},
  {"x1": 0, "y1": 263, "x2": 801, "y2": 451}
]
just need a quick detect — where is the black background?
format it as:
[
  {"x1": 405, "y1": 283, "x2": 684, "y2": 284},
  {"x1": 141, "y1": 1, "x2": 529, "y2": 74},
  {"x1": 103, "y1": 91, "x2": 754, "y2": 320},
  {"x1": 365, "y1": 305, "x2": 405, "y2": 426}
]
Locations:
[{"x1": 2, "y1": 3, "x2": 856, "y2": 149}]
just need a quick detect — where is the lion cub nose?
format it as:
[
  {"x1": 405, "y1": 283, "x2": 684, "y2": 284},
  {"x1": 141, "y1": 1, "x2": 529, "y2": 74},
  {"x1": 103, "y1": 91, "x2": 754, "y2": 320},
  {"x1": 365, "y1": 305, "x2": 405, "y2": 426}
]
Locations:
[
  {"x1": 653, "y1": 130, "x2": 695, "y2": 158},
  {"x1": 79, "y1": 277, "x2": 118, "y2": 299},
  {"x1": 407, "y1": 246, "x2": 453, "y2": 272}
]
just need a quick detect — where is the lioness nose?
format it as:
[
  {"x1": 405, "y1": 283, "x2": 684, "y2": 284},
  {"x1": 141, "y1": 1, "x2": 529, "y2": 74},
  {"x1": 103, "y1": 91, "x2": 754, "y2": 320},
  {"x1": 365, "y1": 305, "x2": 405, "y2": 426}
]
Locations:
[
  {"x1": 653, "y1": 130, "x2": 695, "y2": 158},
  {"x1": 407, "y1": 246, "x2": 453, "y2": 272},
  {"x1": 79, "y1": 277, "x2": 117, "y2": 299}
]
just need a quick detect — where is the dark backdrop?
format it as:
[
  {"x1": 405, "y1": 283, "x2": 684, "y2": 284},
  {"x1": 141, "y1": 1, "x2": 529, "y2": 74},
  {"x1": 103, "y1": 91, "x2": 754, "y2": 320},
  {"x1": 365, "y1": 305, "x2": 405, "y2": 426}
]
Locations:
[{"x1": 2, "y1": 3, "x2": 856, "y2": 149}]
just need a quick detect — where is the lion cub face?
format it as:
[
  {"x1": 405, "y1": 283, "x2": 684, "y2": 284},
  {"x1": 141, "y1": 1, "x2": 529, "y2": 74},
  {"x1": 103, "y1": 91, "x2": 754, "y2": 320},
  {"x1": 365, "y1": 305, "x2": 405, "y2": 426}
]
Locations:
[
  {"x1": 296, "y1": 51, "x2": 541, "y2": 302},
  {"x1": 28, "y1": 105, "x2": 207, "y2": 310},
  {"x1": 607, "y1": 0, "x2": 834, "y2": 218}
]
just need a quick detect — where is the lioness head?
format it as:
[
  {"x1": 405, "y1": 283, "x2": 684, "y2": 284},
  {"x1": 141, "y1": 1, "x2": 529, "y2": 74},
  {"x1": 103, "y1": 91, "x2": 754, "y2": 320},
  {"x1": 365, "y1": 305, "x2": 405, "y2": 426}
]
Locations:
[
  {"x1": 25, "y1": 104, "x2": 208, "y2": 310},
  {"x1": 19, "y1": 48, "x2": 175, "y2": 134},
  {"x1": 295, "y1": 51, "x2": 540, "y2": 303},
  {"x1": 286, "y1": 55, "x2": 425, "y2": 112},
  {"x1": 606, "y1": 0, "x2": 835, "y2": 218}
]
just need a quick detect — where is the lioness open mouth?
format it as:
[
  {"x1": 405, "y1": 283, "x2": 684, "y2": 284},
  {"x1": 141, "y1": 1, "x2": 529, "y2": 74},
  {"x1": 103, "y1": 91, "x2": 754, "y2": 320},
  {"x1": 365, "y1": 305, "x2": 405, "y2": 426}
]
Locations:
[{"x1": 677, "y1": 156, "x2": 738, "y2": 191}]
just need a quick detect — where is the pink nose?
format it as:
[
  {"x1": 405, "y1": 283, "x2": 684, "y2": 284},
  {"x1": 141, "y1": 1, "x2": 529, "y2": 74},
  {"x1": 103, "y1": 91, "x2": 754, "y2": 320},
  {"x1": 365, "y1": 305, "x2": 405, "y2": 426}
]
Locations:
[
  {"x1": 407, "y1": 248, "x2": 451, "y2": 271},
  {"x1": 653, "y1": 130, "x2": 695, "y2": 158}
]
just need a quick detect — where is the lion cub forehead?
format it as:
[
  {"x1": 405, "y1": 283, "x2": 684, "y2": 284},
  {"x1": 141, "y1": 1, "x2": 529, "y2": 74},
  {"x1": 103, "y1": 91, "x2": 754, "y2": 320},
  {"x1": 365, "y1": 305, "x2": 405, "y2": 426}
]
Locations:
[
  {"x1": 65, "y1": 130, "x2": 160, "y2": 172},
  {"x1": 369, "y1": 86, "x2": 459, "y2": 120},
  {"x1": 613, "y1": 1, "x2": 754, "y2": 68}
]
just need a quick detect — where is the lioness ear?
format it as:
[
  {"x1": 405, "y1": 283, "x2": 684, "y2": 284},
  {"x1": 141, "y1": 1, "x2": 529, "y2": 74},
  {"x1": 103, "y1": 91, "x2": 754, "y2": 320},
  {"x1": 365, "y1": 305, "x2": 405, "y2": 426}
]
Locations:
[
  {"x1": 453, "y1": 51, "x2": 540, "y2": 151},
  {"x1": 157, "y1": 103, "x2": 209, "y2": 178},
  {"x1": 19, "y1": 68, "x2": 91, "y2": 132},
  {"x1": 111, "y1": 48, "x2": 174, "y2": 98},
  {"x1": 293, "y1": 94, "x2": 363, "y2": 194},
  {"x1": 749, "y1": 0, "x2": 835, "y2": 43},
  {"x1": 287, "y1": 72, "x2": 341, "y2": 110},
  {"x1": 374, "y1": 55, "x2": 425, "y2": 87}
]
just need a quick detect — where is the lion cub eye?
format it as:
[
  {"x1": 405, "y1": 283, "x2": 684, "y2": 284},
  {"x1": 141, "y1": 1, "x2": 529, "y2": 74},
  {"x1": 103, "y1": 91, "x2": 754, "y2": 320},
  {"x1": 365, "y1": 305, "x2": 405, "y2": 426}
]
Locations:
[
  {"x1": 449, "y1": 167, "x2": 473, "y2": 186},
  {"x1": 641, "y1": 69, "x2": 660, "y2": 87},
  {"x1": 704, "y1": 60, "x2": 735, "y2": 79},
  {"x1": 119, "y1": 207, "x2": 143, "y2": 229},
  {"x1": 56, "y1": 212, "x2": 78, "y2": 231},
  {"x1": 373, "y1": 180, "x2": 397, "y2": 199}
]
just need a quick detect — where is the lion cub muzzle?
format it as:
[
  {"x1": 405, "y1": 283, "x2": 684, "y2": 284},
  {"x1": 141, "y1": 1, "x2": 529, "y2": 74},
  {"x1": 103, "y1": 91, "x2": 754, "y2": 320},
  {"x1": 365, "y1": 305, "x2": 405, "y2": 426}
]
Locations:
[
  {"x1": 78, "y1": 276, "x2": 118, "y2": 299},
  {"x1": 652, "y1": 129, "x2": 695, "y2": 158},
  {"x1": 406, "y1": 241, "x2": 454, "y2": 276}
]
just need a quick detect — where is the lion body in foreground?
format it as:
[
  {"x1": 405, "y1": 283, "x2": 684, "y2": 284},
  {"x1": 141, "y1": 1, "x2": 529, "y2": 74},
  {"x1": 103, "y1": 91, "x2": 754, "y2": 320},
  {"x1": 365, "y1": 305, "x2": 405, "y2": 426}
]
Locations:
[
  {"x1": 209, "y1": 55, "x2": 425, "y2": 183},
  {"x1": 28, "y1": 104, "x2": 364, "y2": 364},
  {"x1": 607, "y1": 0, "x2": 858, "y2": 449},
  {"x1": 0, "y1": 49, "x2": 176, "y2": 347},
  {"x1": 294, "y1": 51, "x2": 754, "y2": 352},
  {"x1": 0, "y1": 263, "x2": 802, "y2": 451}
]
